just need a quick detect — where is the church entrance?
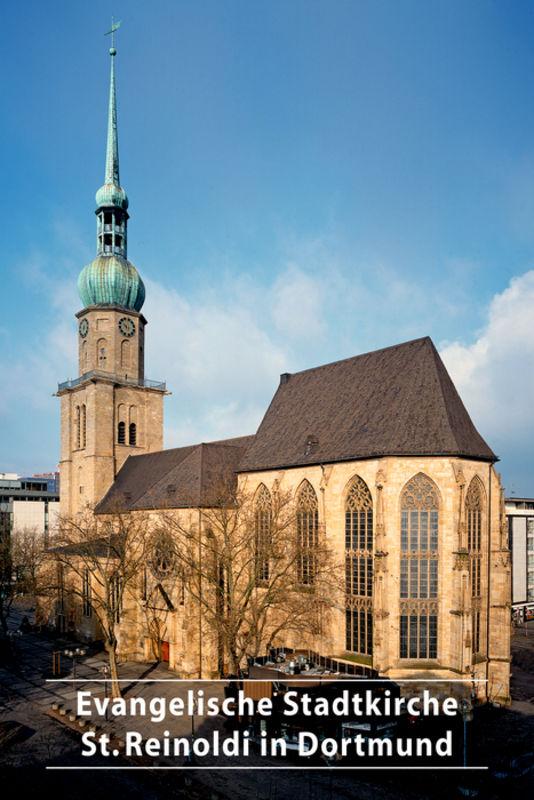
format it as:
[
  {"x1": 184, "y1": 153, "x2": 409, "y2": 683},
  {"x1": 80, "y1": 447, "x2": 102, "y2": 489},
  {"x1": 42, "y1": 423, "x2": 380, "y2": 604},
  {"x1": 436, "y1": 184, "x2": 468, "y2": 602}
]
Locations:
[{"x1": 160, "y1": 641, "x2": 170, "y2": 663}]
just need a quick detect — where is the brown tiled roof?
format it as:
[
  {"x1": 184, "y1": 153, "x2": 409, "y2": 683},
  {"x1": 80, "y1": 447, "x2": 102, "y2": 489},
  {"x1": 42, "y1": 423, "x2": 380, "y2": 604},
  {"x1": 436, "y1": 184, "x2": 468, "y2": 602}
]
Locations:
[
  {"x1": 95, "y1": 436, "x2": 254, "y2": 514},
  {"x1": 238, "y1": 337, "x2": 496, "y2": 472}
]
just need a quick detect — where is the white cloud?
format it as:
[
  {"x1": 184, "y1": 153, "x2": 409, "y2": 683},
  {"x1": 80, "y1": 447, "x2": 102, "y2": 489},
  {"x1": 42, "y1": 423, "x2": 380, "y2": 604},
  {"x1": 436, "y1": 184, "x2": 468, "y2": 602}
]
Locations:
[
  {"x1": 271, "y1": 266, "x2": 326, "y2": 340},
  {"x1": 440, "y1": 270, "x2": 534, "y2": 490}
]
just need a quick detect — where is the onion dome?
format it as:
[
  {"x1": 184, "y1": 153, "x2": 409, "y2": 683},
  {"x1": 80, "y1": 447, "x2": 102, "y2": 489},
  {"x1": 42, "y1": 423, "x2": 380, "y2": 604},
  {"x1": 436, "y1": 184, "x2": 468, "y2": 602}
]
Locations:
[
  {"x1": 78, "y1": 254, "x2": 145, "y2": 312},
  {"x1": 95, "y1": 182, "x2": 128, "y2": 210}
]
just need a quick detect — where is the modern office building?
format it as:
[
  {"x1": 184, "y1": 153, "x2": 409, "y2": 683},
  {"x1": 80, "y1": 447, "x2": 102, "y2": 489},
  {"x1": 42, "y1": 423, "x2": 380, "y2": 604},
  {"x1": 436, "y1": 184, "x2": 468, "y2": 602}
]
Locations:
[
  {"x1": 0, "y1": 472, "x2": 60, "y2": 544},
  {"x1": 506, "y1": 497, "x2": 534, "y2": 612}
]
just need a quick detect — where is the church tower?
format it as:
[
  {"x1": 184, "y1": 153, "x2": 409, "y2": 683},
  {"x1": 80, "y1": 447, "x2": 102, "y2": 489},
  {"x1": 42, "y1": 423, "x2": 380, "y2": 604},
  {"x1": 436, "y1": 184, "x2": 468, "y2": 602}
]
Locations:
[{"x1": 57, "y1": 34, "x2": 166, "y2": 517}]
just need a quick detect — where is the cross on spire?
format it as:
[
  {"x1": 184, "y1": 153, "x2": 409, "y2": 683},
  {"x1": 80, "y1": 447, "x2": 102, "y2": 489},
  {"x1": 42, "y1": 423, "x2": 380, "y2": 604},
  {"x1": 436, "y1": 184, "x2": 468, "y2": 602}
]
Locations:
[{"x1": 105, "y1": 17, "x2": 122, "y2": 53}]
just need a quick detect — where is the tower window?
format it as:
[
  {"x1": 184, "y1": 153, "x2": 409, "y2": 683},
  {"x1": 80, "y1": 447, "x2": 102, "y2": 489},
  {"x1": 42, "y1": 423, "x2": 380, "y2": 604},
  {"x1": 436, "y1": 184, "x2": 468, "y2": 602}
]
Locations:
[
  {"x1": 81, "y1": 404, "x2": 87, "y2": 448},
  {"x1": 97, "y1": 338, "x2": 107, "y2": 369},
  {"x1": 129, "y1": 422, "x2": 137, "y2": 446},
  {"x1": 75, "y1": 405, "x2": 81, "y2": 449},
  {"x1": 118, "y1": 421, "x2": 126, "y2": 444}
]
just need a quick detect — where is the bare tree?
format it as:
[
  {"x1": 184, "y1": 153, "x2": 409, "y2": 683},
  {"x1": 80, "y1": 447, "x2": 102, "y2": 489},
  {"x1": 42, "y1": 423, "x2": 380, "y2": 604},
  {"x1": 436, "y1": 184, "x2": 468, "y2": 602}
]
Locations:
[
  {"x1": 12, "y1": 527, "x2": 49, "y2": 601},
  {"x1": 158, "y1": 480, "x2": 340, "y2": 676},
  {"x1": 49, "y1": 509, "x2": 150, "y2": 697},
  {"x1": 0, "y1": 527, "x2": 48, "y2": 634}
]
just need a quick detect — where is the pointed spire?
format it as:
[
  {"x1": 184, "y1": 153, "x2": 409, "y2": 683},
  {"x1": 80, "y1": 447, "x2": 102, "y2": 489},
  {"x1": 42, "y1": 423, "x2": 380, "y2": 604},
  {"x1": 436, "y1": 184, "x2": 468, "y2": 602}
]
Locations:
[{"x1": 104, "y1": 47, "x2": 120, "y2": 186}]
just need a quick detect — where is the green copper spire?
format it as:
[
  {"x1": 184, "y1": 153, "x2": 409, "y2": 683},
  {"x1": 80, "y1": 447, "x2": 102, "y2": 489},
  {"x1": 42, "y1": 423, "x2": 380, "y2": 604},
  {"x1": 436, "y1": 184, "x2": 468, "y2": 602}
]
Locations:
[
  {"x1": 78, "y1": 21, "x2": 145, "y2": 313},
  {"x1": 95, "y1": 20, "x2": 128, "y2": 212},
  {"x1": 104, "y1": 35, "x2": 120, "y2": 186}
]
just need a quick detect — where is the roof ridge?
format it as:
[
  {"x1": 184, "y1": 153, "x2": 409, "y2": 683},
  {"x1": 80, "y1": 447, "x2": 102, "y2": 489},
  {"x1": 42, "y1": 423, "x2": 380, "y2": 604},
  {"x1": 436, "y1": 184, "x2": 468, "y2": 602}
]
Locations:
[{"x1": 285, "y1": 336, "x2": 432, "y2": 379}]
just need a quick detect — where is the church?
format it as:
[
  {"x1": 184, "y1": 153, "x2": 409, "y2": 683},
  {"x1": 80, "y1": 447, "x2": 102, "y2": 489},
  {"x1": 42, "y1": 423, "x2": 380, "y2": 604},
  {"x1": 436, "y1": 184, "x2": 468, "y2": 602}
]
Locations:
[{"x1": 56, "y1": 41, "x2": 511, "y2": 703}]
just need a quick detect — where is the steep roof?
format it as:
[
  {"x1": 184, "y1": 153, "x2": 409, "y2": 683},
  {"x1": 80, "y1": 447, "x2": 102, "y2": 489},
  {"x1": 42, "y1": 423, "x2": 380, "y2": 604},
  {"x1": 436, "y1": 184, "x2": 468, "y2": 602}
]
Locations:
[
  {"x1": 238, "y1": 337, "x2": 496, "y2": 472},
  {"x1": 95, "y1": 435, "x2": 254, "y2": 514}
]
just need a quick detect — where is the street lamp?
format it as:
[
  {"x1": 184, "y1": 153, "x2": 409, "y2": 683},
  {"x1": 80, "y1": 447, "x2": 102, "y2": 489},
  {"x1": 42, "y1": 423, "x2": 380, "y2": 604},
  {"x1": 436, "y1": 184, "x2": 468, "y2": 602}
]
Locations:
[{"x1": 64, "y1": 646, "x2": 87, "y2": 679}]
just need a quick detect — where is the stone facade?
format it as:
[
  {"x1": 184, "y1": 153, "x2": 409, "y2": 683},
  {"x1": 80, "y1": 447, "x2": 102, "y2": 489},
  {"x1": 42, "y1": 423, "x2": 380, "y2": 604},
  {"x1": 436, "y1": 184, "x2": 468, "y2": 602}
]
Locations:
[{"x1": 78, "y1": 455, "x2": 510, "y2": 704}]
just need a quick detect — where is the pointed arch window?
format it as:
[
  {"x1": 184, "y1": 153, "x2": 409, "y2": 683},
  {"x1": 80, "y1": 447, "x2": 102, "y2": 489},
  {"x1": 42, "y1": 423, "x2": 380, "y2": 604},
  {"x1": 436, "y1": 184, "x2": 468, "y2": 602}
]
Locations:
[
  {"x1": 296, "y1": 481, "x2": 319, "y2": 585},
  {"x1": 81, "y1": 404, "x2": 86, "y2": 448},
  {"x1": 345, "y1": 476, "x2": 373, "y2": 656},
  {"x1": 75, "y1": 405, "x2": 81, "y2": 449},
  {"x1": 400, "y1": 473, "x2": 439, "y2": 660},
  {"x1": 466, "y1": 478, "x2": 484, "y2": 656},
  {"x1": 254, "y1": 485, "x2": 272, "y2": 584}
]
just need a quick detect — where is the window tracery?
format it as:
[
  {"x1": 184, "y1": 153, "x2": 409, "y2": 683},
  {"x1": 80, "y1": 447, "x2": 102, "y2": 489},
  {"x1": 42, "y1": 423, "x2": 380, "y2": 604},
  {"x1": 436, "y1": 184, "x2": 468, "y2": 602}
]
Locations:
[
  {"x1": 400, "y1": 473, "x2": 439, "y2": 660},
  {"x1": 345, "y1": 476, "x2": 373, "y2": 656}
]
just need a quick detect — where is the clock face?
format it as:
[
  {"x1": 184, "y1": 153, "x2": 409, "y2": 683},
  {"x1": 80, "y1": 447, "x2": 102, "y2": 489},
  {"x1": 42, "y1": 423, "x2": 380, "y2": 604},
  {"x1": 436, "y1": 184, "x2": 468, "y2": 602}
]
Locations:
[
  {"x1": 118, "y1": 317, "x2": 135, "y2": 337},
  {"x1": 79, "y1": 319, "x2": 89, "y2": 338}
]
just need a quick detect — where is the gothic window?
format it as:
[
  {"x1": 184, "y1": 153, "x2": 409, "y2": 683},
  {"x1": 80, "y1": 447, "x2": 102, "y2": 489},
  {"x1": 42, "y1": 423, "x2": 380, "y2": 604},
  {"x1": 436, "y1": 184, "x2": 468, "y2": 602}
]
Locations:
[
  {"x1": 75, "y1": 405, "x2": 81, "y2": 449},
  {"x1": 345, "y1": 476, "x2": 373, "y2": 656},
  {"x1": 129, "y1": 423, "x2": 137, "y2": 446},
  {"x1": 82, "y1": 340, "x2": 88, "y2": 371},
  {"x1": 399, "y1": 473, "x2": 439, "y2": 660},
  {"x1": 117, "y1": 421, "x2": 126, "y2": 445},
  {"x1": 82, "y1": 568, "x2": 92, "y2": 617},
  {"x1": 296, "y1": 481, "x2": 319, "y2": 585},
  {"x1": 81, "y1": 404, "x2": 86, "y2": 448},
  {"x1": 466, "y1": 477, "x2": 484, "y2": 655},
  {"x1": 254, "y1": 485, "x2": 272, "y2": 584}
]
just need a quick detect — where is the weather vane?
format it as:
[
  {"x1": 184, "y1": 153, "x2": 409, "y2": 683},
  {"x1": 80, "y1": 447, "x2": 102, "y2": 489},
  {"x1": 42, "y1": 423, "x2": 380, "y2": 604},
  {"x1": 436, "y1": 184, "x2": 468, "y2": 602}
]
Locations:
[{"x1": 105, "y1": 17, "x2": 122, "y2": 53}]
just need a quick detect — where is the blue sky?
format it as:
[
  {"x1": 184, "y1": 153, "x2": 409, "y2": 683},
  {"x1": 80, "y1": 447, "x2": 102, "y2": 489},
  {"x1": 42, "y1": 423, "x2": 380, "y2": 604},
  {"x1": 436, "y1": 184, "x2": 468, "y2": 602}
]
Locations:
[{"x1": 1, "y1": 0, "x2": 534, "y2": 493}]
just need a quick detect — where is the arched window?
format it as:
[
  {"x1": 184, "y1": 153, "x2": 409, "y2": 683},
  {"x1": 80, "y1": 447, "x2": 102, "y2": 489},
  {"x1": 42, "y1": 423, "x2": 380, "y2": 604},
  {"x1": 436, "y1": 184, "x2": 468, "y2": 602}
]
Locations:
[
  {"x1": 97, "y1": 338, "x2": 107, "y2": 369},
  {"x1": 400, "y1": 473, "x2": 439, "y2": 660},
  {"x1": 296, "y1": 481, "x2": 319, "y2": 585},
  {"x1": 81, "y1": 404, "x2": 86, "y2": 448},
  {"x1": 81, "y1": 340, "x2": 88, "y2": 372},
  {"x1": 129, "y1": 422, "x2": 137, "y2": 446},
  {"x1": 121, "y1": 339, "x2": 130, "y2": 368},
  {"x1": 117, "y1": 421, "x2": 126, "y2": 444},
  {"x1": 75, "y1": 405, "x2": 81, "y2": 449},
  {"x1": 466, "y1": 477, "x2": 484, "y2": 656},
  {"x1": 345, "y1": 476, "x2": 373, "y2": 656},
  {"x1": 254, "y1": 485, "x2": 272, "y2": 584}
]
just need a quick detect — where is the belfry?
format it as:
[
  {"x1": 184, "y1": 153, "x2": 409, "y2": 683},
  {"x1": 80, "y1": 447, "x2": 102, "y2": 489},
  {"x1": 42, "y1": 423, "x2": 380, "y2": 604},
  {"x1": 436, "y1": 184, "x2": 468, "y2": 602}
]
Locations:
[{"x1": 57, "y1": 31, "x2": 166, "y2": 517}]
